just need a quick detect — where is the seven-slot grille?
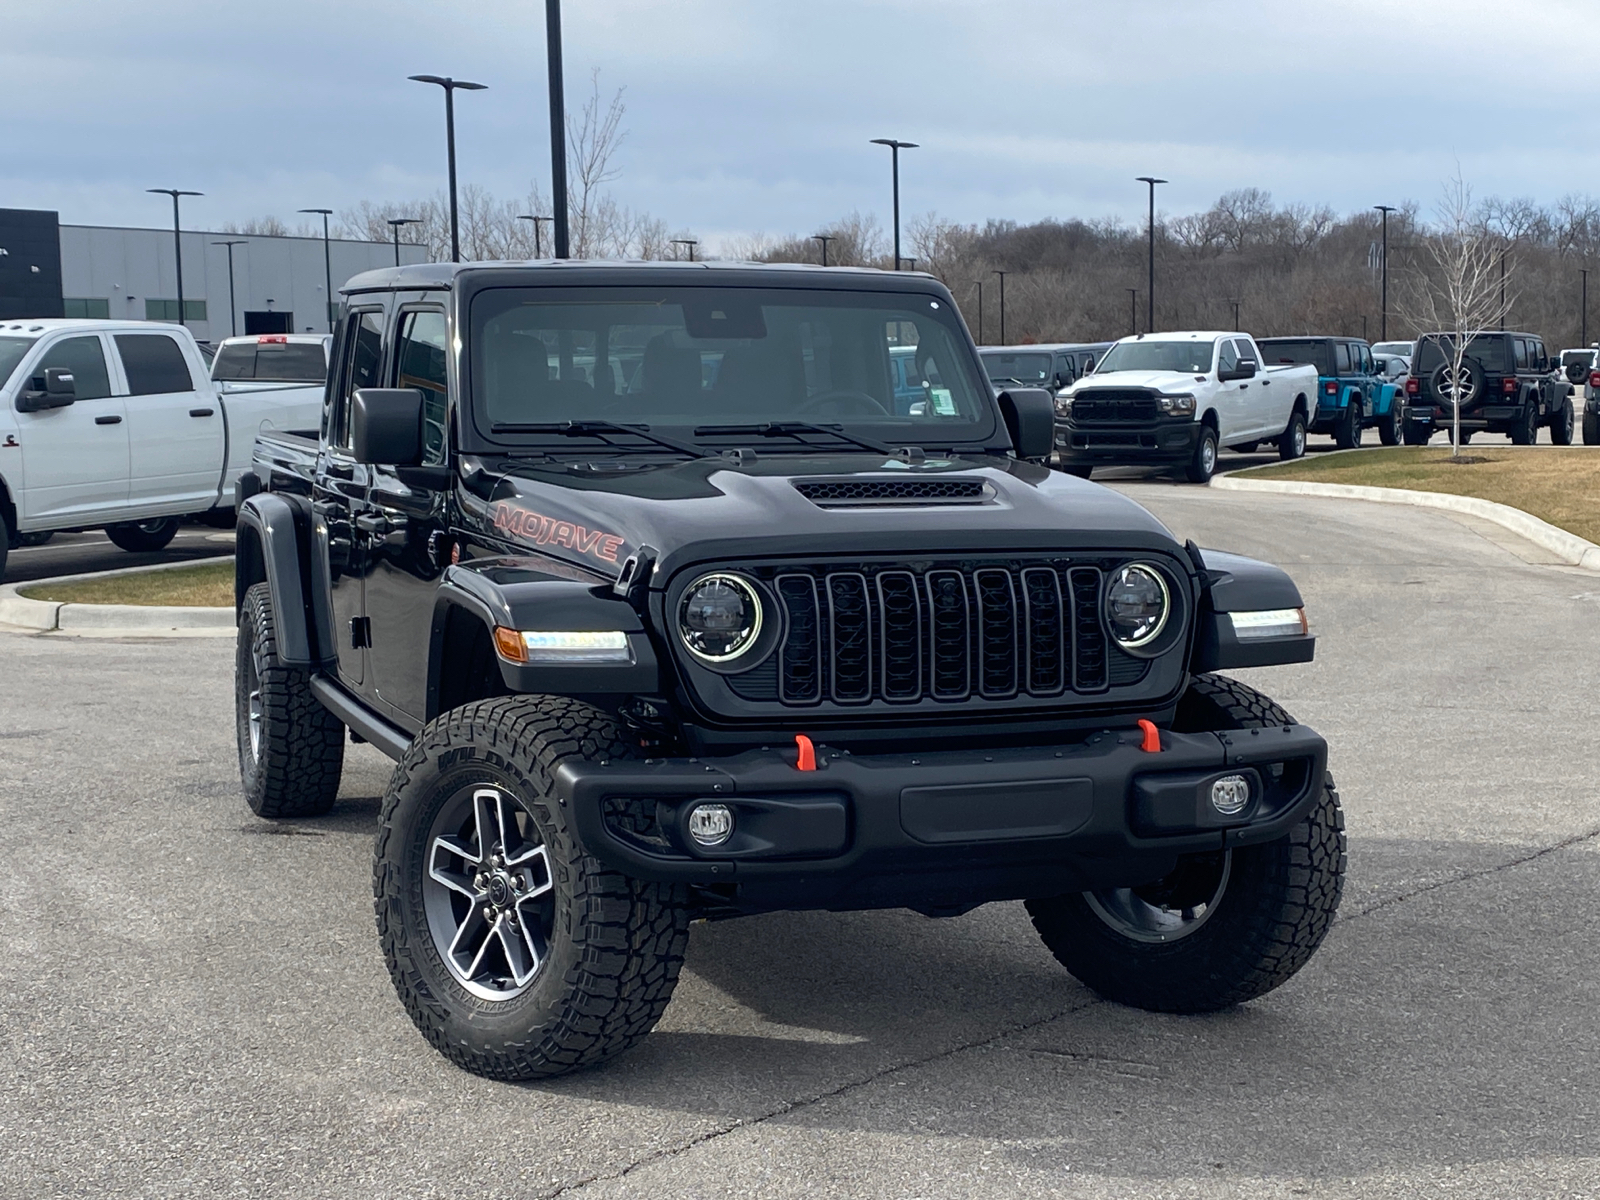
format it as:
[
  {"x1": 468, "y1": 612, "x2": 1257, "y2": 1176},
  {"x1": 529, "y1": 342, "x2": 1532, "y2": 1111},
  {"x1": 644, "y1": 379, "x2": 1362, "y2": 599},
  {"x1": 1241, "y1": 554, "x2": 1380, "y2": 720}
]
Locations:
[
  {"x1": 1070, "y1": 390, "x2": 1159, "y2": 423},
  {"x1": 724, "y1": 561, "x2": 1142, "y2": 709}
]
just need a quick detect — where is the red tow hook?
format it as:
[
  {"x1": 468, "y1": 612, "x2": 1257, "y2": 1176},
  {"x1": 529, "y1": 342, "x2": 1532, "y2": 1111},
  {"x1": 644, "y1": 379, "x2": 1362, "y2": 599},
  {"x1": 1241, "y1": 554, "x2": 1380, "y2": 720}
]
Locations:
[
  {"x1": 794, "y1": 734, "x2": 817, "y2": 771},
  {"x1": 1137, "y1": 719, "x2": 1162, "y2": 753}
]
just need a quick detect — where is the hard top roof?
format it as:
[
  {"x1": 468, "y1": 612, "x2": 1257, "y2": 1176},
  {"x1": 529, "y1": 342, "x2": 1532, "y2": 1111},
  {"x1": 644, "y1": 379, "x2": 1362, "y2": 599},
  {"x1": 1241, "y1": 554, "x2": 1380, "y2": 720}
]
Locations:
[
  {"x1": 340, "y1": 258, "x2": 944, "y2": 295},
  {"x1": 0, "y1": 318, "x2": 189, "y2": 338},
  {"x1": 978, "y1": 342, "x2": 1112, "y2": 354}
]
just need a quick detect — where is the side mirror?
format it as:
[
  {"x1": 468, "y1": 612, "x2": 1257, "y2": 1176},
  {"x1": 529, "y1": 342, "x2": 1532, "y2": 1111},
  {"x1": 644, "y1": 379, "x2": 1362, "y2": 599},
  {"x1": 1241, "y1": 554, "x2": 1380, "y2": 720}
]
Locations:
[
  {"x1": 1218, "y1": 361, "x2": 1257, "y2": 382},
  {"x1": 997, "y1": 387, "x2": 1056, "y2": 461},
  {"x1": 351, "y1": 387, "x2": 424, "y2": 465},
  {"x1": 16, "y1": 367, "x2": 77, "y2": 412}
]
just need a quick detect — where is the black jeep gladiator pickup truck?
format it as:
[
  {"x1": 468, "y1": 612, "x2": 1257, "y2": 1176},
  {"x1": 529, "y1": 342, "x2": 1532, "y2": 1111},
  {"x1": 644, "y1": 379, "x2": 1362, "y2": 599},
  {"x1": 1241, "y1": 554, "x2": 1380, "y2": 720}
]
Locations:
[{"x1": 234, "y1": 261, "x2": 1344, "y2": 1080}]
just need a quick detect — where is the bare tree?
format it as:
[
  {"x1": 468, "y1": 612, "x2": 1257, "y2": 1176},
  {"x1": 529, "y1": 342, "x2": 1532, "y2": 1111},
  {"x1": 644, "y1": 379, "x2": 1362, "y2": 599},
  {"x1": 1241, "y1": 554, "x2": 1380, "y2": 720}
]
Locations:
[{"x1": 1401, "y1": 174, "x2": 1515, "y2": 455}]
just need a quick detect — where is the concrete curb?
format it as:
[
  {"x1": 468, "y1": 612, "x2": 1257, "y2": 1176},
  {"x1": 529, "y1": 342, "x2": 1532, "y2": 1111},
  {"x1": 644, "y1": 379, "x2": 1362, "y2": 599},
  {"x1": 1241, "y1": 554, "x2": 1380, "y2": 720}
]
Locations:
[
  {"x1": 0, "y1": 556, "x2": 235, "y2": 634},
  {"x1": 1210, "y1": 473, "x2": 1600, "y2": 570}
]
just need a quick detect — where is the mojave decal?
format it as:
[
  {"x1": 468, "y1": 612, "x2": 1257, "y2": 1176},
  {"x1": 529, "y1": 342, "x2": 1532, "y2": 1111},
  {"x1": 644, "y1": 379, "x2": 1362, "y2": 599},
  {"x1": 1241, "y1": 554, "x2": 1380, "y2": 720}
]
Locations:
[{"x1": 489, "y1": 500, "x2": 626, "y2": 564}]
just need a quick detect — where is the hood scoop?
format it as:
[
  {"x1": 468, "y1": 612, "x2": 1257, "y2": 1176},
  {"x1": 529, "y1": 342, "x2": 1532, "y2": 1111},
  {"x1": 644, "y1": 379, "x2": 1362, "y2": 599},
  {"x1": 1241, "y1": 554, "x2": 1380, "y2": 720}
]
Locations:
[{"x1": 793, "y1": 477, "x2": 992, "y2": 508}]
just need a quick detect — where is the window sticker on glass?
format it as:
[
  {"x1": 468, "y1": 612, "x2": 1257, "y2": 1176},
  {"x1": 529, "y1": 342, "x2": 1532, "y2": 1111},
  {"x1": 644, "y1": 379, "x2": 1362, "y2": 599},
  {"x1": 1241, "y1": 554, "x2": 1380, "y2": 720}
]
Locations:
[{"x1": 930, "y1": 387, "x2": 956, "y2": 415}]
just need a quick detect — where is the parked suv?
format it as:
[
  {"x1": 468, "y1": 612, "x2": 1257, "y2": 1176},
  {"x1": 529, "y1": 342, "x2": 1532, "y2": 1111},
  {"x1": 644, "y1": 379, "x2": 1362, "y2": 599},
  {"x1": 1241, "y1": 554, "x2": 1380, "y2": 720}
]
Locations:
[
  {"x1": 980, "y1": 343, "x2": 1111, "y2": 392},
  {"x1": 1257, "y1": 336, "x2": 1404, "y2": 447},
  {"x1": 1403, "y1": 331, "x2": 1573, "y2": 445},
  {"x1": 232, "y1": 262, "x2": 1343, "y2": 1080}
]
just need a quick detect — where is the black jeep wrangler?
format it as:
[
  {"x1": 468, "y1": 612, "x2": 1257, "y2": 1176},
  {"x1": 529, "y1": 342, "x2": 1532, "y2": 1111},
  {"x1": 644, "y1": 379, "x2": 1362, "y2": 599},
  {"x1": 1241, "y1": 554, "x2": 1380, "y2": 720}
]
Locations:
[
  {"x1": 1403, "y1": 330, "x2": 1573, "y2": 445},
  {"x1": 233, "y1": 262, "x2": 1344, "y2": 1080}
]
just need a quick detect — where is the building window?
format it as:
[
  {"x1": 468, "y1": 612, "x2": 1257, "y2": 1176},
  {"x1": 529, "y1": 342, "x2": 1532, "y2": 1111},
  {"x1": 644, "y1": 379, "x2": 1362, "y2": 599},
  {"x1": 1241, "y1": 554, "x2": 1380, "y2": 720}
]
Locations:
[
  {"x1": 144, "y1": 298, "x2": 208, "y2": 322},
  {"x1": 62, "y1": 298, "x2": 111, "y2": 319}
]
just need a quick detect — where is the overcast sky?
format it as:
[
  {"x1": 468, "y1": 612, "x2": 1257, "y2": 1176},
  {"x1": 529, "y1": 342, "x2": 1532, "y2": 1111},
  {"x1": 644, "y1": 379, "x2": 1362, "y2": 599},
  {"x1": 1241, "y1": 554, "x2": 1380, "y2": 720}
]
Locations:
[{"x1": 5, "y1": 0, "x2": 1598, "y2": 251}]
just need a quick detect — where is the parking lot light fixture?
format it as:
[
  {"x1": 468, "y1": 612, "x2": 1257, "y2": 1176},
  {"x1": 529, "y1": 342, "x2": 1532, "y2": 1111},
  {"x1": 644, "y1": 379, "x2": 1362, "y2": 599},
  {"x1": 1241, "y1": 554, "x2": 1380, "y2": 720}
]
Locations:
[
  {"x1": 211, "y1": 240, "x2": 247, "y2": 338},
  {"x1": 387, "y1": 217, "x2": 421, "y2": 266},
  {"x1": 408, "y1": 75, "x2": 488, "y2": 263},
  {"x1": 870, "y1": 138, "x2": 918, "y2": 269},
  {"x1": 517, "y1": 214, "x2": 553, "y2": 259},
  {"x1": 1374, "y1": 205, "x2": 1396, "y2": 341},
  {"x1": 147, "y1": 188, "x2": 202, "y2": 327},
  {"x1": 671, "y1": 239, "x2": 699, "y2": 262},
  {"x1": 299, "y1": 209, "x2": 335, "y2": 332},
  {"x1": 1136, "y1": 177, "x2": 1166, "y2": 332},
  {"x1": 811, "y1": 234, "x2": 835, "y2": 266}
]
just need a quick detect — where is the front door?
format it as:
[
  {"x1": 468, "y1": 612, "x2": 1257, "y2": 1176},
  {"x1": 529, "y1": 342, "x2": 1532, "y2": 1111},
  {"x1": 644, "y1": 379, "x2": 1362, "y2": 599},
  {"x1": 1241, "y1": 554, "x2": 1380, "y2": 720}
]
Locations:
[
  {"x1": 364, "y1": 307, "x2": 452, "y2": 723},
  {"x1": 114, "y1": 332, "x2": 224, "y2": 511},
  {"x1": 316, "y1": 307, "x2": 386, "y2": 689},
  {"x1": 15, "y1": 333, "x2": 131, "y2": 523}
]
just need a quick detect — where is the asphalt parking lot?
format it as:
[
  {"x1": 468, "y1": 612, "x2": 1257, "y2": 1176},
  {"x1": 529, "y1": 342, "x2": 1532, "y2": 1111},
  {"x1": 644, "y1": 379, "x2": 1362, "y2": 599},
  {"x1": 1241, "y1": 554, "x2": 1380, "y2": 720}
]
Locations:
[
  {"x1": 2, "y1": 525, "x2": 232, "y2": 584},
  {"x1": 2, "y1": 486, "x2": 1597, "y2": 1198}
]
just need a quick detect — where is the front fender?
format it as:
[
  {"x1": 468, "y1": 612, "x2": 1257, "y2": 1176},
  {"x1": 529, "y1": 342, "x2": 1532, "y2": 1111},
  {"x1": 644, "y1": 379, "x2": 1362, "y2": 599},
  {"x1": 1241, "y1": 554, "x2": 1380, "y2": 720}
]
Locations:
[{"x1": 1189, "y1": 549, "x2": 1315, "y2": 672}]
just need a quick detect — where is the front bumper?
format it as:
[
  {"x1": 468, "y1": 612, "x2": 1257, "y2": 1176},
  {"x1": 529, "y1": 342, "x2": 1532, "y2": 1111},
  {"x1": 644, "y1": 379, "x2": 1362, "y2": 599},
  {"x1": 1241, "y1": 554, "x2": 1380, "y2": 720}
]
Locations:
[
  {"x1": 1054, "y1": 417, "x2": 1201, "y2": 466},
  {"x1": 556, "y1": 722, "x2": 1328, "y2": 911}
]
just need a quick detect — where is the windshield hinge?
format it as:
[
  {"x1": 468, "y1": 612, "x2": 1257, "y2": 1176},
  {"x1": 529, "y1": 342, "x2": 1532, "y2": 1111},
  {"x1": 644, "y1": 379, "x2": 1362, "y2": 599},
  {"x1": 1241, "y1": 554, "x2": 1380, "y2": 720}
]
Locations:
[
  {"x1": 613, "y1": 543, "x2": 659, "y2": 609},
  {"x1": 891, "y1": 445, "x2": 927, "y2": 466},
  {"x1": 721, "y1": 447, "x2": 758, "y2": 466}
]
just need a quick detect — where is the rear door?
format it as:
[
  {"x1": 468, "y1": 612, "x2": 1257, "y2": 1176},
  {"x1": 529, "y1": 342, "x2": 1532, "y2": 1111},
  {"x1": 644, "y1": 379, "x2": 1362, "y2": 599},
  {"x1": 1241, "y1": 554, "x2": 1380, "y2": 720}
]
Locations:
[
  {"x1": 14, "y1": 332, "x2": 130, "y2": 523},
  {"x1": 114, "y1": 332, "x2": 224, "y2": 511}
]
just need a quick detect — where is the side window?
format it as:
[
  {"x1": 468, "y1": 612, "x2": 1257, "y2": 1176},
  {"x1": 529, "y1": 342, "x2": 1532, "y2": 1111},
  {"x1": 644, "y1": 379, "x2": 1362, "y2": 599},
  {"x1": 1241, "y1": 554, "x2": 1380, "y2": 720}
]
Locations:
[
  {"x1": 394, "y1": 310, "x2": 449, "y2": 466},
  {"x1": 1217, "y1": 339, "x2": 1240, "y2": 374},
  {"x1": 1513, "y1": 339, "x2": 1529, "y2": 369},
  {"x1": 114, "y1": 334, "x2": 195, "y2": 395},
  {"x1": 331, "y1": 309, "x2": 385, "y2": 449},
  {"x1": 31, "y1": 336, "x2": 113, "y2": 400},
  {"x1": 1530, "y1": 340, "x2": 1545, "y2": 370},
  {"x1": 1334, "y1": 343, "x2": 1352, "y2": 373}
]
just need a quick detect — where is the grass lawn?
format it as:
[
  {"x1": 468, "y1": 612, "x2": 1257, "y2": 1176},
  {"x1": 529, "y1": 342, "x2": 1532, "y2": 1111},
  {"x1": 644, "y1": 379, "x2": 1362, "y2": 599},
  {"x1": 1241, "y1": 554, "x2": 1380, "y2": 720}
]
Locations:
[
  {"x1": 19, "y1": 561, "x2": 233, "y2": 607},
  {"x1": 1237, "y1": 447, "x2": 1600, "y2": 544}
]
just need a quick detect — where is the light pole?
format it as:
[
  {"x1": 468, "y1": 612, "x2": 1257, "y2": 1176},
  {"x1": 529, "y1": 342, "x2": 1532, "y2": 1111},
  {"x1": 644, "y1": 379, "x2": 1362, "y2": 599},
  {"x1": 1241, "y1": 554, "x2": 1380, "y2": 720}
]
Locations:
[
  {"x1": 811, "y1": 234, "x2": 835, "y2": 266},
  {"x1": 299, "y1": 208, "x2": 334, "y2": 332},
  {"x1": 1127, "y1": 288, "x2": 1137, "y2": 336},
  {"x1": 387, "y1": 217, "x2": 421, "y2": 266},
  {"x1": 147, "y1": 188, "x2": 202, "y2": 326},
  {"x1": 1499, "y1": 247, "x2": 1508, "y2": 331},
  {"x1": 1136, "y1": 177, "x2": 1165, "y2": 333},
  {"x1": 904, "y1": 257, "x2": 917, "y2": 272},
  {"x1": 1232, "y1": 299, "x2": 1241, "y2": 331},
  {"x1": 211, "y1": 239, "x2": 246, "y2": 338},
  {"x1": 408, "y1": 74, "x2": 488, "y2": 263},
  {"x1": 545, "y1": 0, "x2": 570, "y2": 258},
  {"x1": 671, "y1": 239, "x2": 699, "y2": 262},
  {"x1": 975, "y1": 280, "x2": 984, "y2": 344},
  {"x1": 1373, "y1": 205, "x2": 1396, "y2": 341},
  {"x1": 870, "y1": 138, "x2": 918, "y2": 269},
  {"x1": 1582, "y1": 267, "x2": 1590, "y2": 347},
  {"x1": 517, "y1": 214, "x2": 553, "y2": 258},
  {"x1": 993, "y1": 270, "x2": 1008, "y2": 344}
]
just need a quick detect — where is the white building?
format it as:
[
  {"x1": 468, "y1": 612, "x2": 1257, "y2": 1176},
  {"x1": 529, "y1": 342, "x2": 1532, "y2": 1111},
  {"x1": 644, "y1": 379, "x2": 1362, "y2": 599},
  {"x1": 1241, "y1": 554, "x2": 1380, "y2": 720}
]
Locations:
[{"x1": 1, "y1": 208, "x2": 428, "y2": 343}]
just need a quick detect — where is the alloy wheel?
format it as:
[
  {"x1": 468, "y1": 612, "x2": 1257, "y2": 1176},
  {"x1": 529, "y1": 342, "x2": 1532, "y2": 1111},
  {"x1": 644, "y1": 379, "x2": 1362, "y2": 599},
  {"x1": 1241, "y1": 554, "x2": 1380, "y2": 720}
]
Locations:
[{"x1": 1084, "y1": 850, "x2": 1232, "y2": 943}]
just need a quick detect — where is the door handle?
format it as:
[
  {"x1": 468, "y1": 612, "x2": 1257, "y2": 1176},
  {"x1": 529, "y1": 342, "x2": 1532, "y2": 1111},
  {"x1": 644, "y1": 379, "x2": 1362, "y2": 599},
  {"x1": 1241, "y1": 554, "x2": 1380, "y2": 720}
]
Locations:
[
  {"x1": 1261, "y1": 379, "x2": 1271, "y2": 385},
  {"x1": 189, "y1": 407, "x2": 215, "y2": 417},
  {"x1": 1239, "y1": 384, "x2": 1249, "y2": 390},
  {"x1": 95, "y1": 414, "x2": 122, "y2": 425}
]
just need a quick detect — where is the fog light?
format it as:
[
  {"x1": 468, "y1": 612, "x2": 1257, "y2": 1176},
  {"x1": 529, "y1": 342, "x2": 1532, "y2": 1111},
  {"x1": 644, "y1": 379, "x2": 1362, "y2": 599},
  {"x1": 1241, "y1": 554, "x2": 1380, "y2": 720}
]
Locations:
[
  {"x1": 1210, "y1": 774, "x2": 1251, "y2": 817},
  {"x1": 687, "y1": 802, "x2": 734, "y2": 847}
]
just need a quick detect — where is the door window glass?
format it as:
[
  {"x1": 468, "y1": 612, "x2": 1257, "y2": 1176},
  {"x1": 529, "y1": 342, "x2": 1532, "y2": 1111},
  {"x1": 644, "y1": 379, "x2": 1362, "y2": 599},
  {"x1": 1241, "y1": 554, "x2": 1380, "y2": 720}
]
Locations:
[
  {"x1": 332, "y1": 310, "x2": 385, "y2": 448},
  {"x1": 31, "y1": 336, "x2": 112, "y2": 400},
  {"x1": 394, "y1": 311, "x2": 449, "y2": 465},
  {"x1": 1334, "y1": 343, "x2": 1351, "y2": 373},
  {"x1": 1513, "y1": 339, "x2": 1529, "y2": 369},
  {"x1": 115, "y1": 334, "x2": 195, "y2": 395},
  {"x1": 1217, "y1": 339, "x2": 1240, "y2": 374}
]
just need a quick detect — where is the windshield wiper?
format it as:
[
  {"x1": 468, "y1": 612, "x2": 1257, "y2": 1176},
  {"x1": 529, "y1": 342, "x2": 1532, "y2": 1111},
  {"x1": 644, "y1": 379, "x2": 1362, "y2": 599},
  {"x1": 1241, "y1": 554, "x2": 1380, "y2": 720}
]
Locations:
[
  {"x1": 693, "y1": 421, "x2": 894, "y2": 455},
  {"x1": 491, "y1": 420, "x2": 713, "y2": 459}
]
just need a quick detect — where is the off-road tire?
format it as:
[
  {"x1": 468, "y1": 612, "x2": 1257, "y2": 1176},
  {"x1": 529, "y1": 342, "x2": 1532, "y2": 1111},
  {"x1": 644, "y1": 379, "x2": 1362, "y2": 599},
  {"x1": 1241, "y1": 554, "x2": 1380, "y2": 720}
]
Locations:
[
  {"x1": 1551, "y1": 398, "x2": 1575, "y2": 445},
  {"x1": 1510, "y1": 404, "x2": 1538, "y2": 446},
  {"x1": 106, "y1": 517, "x2": 180, "y2": 553},
  {"x1": 18, "y1": 530, "x2": 53, "y2": 547},
  {"x1": 1584, "y1": 411, "x2": 1600, "y2": 446},
  {"x1": 1185, "y1": 424, "x2": 1219, "y2": 484},
  {"x1": 1277, "y1": 408, "x2": 1307, "y2": 460},
  {"x1": 1227, "y1": 441, "x2": 1259, "y2": 454},
  {"x1": 1026, "y1": 673, "x2": 1346, "y2": 1013},
  {"x1": 1378, "y1": 401, "x2": 1402, "y2": 446},
  {"x1": 1334, "y1": 402, "x2": 1362, "y2": 450},
  {"x1": 1402, "y1": 421, "x2": 1432, "y2": 446},
  {"x1": 236, "y1": 582, "x2": 343, "y2": 818},
  {"x1": 373, "y1": 696, "x2": 691, "y2": 1080}
]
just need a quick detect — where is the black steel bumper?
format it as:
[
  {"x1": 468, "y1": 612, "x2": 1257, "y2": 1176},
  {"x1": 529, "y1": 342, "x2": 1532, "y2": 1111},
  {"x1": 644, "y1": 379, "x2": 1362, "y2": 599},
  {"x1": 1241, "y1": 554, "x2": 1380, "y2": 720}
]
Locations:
[
  {"x1": 1404, "y1": 403, "x2": 1525, "y2": 431},
  {"x1": 555, "y1": 722, "x2": 1328, "y2": 911},
  {"x1": 1055, "y1": 418, "x2": 1201, "y2": 467}
]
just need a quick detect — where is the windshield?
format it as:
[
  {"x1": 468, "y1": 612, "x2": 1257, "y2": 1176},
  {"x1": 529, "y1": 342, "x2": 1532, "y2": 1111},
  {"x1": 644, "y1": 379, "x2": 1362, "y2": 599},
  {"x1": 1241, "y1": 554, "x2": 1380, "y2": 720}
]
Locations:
[
  {"x1": 980, "y1": 351, "x2": 1052, "y2": 384},
  {"x1": 1094, "y1": 339, "x2": 1216, "y2": 375},
  {"x1": 1371, "y1": 342, "x2": 1412, "y2": 358},
  {"x1": 468, "y1": 286, "x2": 994, "y2": 448},
  {"x1": 0, "y1": 337, "x2": 32, "y2": 391},
  {"x1": 1414, "y1": 335, "x2": 1508, "y2": 374},
  {"x1": 213, "y1": 341, "x2": 327, "y2": 383},
  {"x1": 1259, "y1": 339, "x2": 1333, "y2": 375}
]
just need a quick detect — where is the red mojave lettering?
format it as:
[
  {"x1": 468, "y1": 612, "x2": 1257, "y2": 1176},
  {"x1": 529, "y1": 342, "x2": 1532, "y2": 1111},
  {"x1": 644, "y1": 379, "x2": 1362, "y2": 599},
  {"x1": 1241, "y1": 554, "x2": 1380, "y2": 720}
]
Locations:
[{"x1": 490, "y1": 501, "x2": 626, "y2": 563}]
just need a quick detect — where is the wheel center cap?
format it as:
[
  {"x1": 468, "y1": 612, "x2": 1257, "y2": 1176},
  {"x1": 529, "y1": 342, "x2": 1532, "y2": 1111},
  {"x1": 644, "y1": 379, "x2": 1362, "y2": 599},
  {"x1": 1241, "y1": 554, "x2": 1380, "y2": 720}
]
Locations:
[{"x1": 487, "y1": 874, "x2": 512, "y2": 907}]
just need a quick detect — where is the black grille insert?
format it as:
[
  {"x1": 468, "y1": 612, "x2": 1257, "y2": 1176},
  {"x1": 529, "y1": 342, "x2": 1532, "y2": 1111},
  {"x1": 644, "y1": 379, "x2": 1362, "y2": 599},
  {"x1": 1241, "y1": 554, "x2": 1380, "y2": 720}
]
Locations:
[
  {"x1": 1071, "y1": 390, "x2": 1159, "y2": 423},
  {"x1": 794, "y1": 478, "x2": 988, "y2": 506}
]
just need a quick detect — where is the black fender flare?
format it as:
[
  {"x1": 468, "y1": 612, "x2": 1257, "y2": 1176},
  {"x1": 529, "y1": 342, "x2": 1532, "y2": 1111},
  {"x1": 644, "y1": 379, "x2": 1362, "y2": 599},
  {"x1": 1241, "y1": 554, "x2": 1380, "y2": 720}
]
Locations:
[
  {"x1": 1187, "y1": 547, "x2": 1315, "y2": 672},
  {"x1": 236, "y1": 492, "x2": 336, "y2": 668}
]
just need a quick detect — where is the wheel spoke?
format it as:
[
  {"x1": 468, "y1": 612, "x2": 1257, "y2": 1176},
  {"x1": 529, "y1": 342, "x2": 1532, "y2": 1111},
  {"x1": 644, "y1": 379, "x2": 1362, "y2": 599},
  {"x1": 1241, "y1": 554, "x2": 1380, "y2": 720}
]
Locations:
[
  {"x1": 499, "y1": 920, "x2": 540, "y2": 986},
  {"x1": 472, "y1": 789, "x2": 502, "y2": 860},
  {"x1": 462, "y1": 911, "x2": 501, "y2": 979}
]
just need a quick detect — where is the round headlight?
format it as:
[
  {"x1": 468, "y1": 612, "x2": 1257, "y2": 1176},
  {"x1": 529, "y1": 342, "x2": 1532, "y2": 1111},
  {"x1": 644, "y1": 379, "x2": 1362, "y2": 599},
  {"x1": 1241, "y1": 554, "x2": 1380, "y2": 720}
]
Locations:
[
  {"x1": 1104, "y1": 563, "x2": 1170, "y2": 649},
  {"x1": 679, "y1": 573, "x2": 763, "y2": 663}
]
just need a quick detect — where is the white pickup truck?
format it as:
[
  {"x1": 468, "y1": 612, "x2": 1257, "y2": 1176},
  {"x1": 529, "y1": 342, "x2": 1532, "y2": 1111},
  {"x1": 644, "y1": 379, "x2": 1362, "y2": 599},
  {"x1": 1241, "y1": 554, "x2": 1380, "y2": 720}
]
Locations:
[
  {"x1": 0, "y1": 320, "x2": 326, "y2": 578},
  {"x1": 1053, "y1": 331, "x2": 1317, "y2": 483}
]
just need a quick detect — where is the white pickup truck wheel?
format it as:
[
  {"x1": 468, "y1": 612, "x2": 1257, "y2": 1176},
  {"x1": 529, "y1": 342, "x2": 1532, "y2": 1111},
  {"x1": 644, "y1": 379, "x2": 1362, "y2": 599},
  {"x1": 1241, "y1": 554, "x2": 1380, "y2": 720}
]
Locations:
[
  {"x1": 1278, "y1": 409, "x2": 1307, "y2": 460},
  {"x1": 106, "y1": 517, "x2": 180, "y2": 553}
]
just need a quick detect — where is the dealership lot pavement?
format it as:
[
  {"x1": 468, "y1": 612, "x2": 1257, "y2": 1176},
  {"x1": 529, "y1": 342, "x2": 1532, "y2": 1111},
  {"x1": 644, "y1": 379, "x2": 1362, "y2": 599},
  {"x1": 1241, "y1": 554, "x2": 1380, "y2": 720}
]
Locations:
[
  {"x1": 2, "y1": 525, "x2": 231, "y2": 585},
  {"x1": 2, "y1": 486, "x2": 1597, "y2": 1199}
]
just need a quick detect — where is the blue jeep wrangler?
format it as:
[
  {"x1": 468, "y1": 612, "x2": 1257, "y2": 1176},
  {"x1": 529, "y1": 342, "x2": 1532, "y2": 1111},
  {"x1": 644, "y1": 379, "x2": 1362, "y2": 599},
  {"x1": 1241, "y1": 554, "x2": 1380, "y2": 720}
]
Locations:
[{"x1": 1258, "y1": 336, "x2": 1403, "y2": 448}]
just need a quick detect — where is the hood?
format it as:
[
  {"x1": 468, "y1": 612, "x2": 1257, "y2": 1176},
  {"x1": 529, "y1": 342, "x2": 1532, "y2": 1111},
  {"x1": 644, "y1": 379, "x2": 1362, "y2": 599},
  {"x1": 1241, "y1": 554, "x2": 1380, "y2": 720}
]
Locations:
[
  {"x1": 1065, "y1": 370, "x2": 1202, "y2": 394},
  {"x1": 464, "y1": 452, "x2": 1183, "y2": 584}
]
